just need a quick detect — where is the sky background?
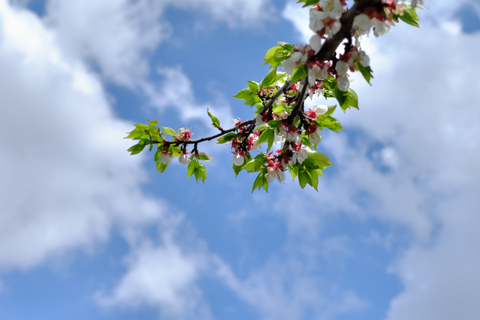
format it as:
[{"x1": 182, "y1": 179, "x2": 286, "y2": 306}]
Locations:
[{"x1": 0, "y1": 0, "x2": 480, "y2": 319}]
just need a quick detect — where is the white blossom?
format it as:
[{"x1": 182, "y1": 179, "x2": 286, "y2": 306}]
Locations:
[
  {"x1": 281, "y1": 58, "x2": 296, "y2": 75},
  {"x1": 309, "y1": 34, "x2": 322, "y2": 54},
  {"x1": 373, "y1": 18, "x2": 390, "y2": 37},
  {"x1": 276, "y1": 170, "x2": 286, "y2": 183},
  {"x1": 233, "y1": 153, "x2": 244, "y2": 166},
  {"x1": 159, "y1": 153, "x2": 171, "y2": 165},
  {"x1": 359, "y1": 51, "x2": 370, "y2": 67},
  {"x1": 308, "y1": 64, "x2": 329, "y2": 85},
  {"x1": 313, "y1": 104, "x2": 328, "y2": 116},
  {"x1": 310, "y1": 131, "x2": 323, "y2": 144},
  {"x1": 255, "y1": 113, "x2": 265, "y2": 126},
  {"x1": 353, "y1": 14, "x2": 372, "y2": 34},
  {"x1": 336, "y1": 75, "x2": 350, "y2": 91},
  {"x1": 265, "y1": 168, "x2": 276, "y2": 183},
  {"x1": 280, "y1": 51, "x2": 306, "y2": 75},
  {"x1": 309, "y1": 10, "x2": 327, "y2": 33},
  {"x1": 178, "y1": 154, "x2": 191, "y2": 165},
  {"x1": 297, "y1": 145, "x2": 313, "y2": 164},
  {"x1": 335, "y1": 60, "x2": 349, "y2": 75}
]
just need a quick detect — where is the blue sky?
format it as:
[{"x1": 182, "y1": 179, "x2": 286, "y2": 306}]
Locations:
[{"x1": 0, "y1": 0, "x2": 480, "y2": 319}]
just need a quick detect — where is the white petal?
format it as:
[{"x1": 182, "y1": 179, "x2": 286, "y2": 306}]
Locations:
[
  {"x1": 309, "y1": 34, "x2": 322, "y2": 54},
  {"x1": 232, "y1": 154, "x2": 244, "y2": 166}
]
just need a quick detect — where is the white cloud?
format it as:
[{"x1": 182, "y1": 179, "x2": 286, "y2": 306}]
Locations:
[
  {"x1": 97, "y1": 234, "x2": 212, "y2": 319},
  {"x1": 41, "y1": 0, "x2": 273, "y2": 88},
  {"x1": 0, "y1": 3, "x2": 216, "y2": 318},
  {"x1": 143, "y1": 66, "x2": 233, "y2": 130},
  {"x1": 281, "y1": 0, "x2": 480, "y2": 319},
  {"x1": 216, "y1": 254, "x2": 367, "y2": 320}
]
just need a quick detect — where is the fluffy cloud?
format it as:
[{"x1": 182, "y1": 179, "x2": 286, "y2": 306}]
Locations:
[
  {"x1": 216, "y1": 253, "x2": 366, "y2": 320},
  {"x1": 0, "y1": 2, "x2": 214, "y2": 317},
  {"x1": 42, "y1": 0, "x2": 272, "y2": 88},
  {"x1": 281, "y1": 0, "x2": 480, "y2": 319},
  {"x1": 97, "y1": 234, "x2": 212, "y2": 319},
  {"x1": 0, "y1": 0, "x2": 164, "y2": 269}
]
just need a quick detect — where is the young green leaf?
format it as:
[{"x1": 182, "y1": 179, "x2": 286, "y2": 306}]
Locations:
[
  {"x1": 399, "y1": 8, "x2": 420, "y2": 27},
  {"x1": 217, "y1": 133, "x2": 238, "y2": 144},
  {"x1": 128, "y1": 142, "x2": 147, "y2": 155},
  {"x1": 147, "y1": 119, "x2": 159, "y2": 126},
  {"x1": 261, "y1": 68, "x2": 277, "y2": 87},
  {"x1": 247, "y1": 81, "x2": 259, "y2": 92},
  {"x1": 298, "y1": 169, "x2": 311, "y2": 189},
  {"x1": 264, "y1": 46, "x2": 282, "y2": 62},
  {"x1": 207, "y1": 108, "x2": 221, "y2": 129},
  {"x1": 308, "y1": 152, "x2": 334, "y2": 169},
  {"x1": 333, "y1": 86, "x2": 359, "y2": 112},
  {"x1": 290, "y1": 164, "x2": 299, "y2": 181},
  {"x1": 243, "y1": 154, "x2": 267, "y2": 172},
  {"x1": 197, "y1": 152, "x2": 213, "y2": 161},
  {"x1": 308, "y1": 169, "x2": 319, "y2": 191},
  {"x1": 356, "y1": 62, "x2": 374, "y2": 85},
  {"x1": 161, "y1": 126, "x2": 176, "y2": 136},
  {"x1": 194, "y1": 163, "x2": 207, "y2": 183},
  {"x1": 252, "y1": 171, "x2": 265, "y2": 192},
  {"x1": 291, "y1": 64, "x2": 308, "y2": 84},
  {"x1": 233, "y1": 88, "x2": 252, "y2": 100},
  {"x1": 156, "y1": 161, "x2": 169, "y2": 173},
  {"x1": 257, "y1": 128, "x2": 274, "y2": 146},
  {"x1": 188, "y1": 159, "x2": 198, "y2": 177},
  {"x1": 125, "y1": 128, "x2": 145, "y2": 139},
  {"x1": 297, "y1": 0, "x2": 320, "y2": 7},
  {"x1": 135, "y1": 123, "x2": 149, "y2": 130}
]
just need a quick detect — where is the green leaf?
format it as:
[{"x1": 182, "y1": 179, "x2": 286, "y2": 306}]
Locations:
[
  {"x1": 272, "y1": 105, "x2": 284, "y2": 113},
  {"x1": 243, "y1": 154, "x2": 267, "y2": 172},
  {"x1": 399, "y1": 8, "x2": 420, "y2": 27},
  {"x1": 277, "y1": 41, "x2": 294, "y2": 51},
  {"x1": 233, "y1": 88, "x2": 252, "y2": 100},
  {"x1": 147, "y1": 119, "x2": 159, "y2": 126},
  {"x1": 156, "y1": 161, "x2": 169, "y2": 173},
  {"x1": 333, "y1": 86, "x2": 359, "y2": 112},
  {"x1": 275, "y1": 72, "x2": 287, "y2": 83},
  {"x1": 308, "y1": 169, "x2": 319, "y2": 191},
  {"x1": 325, "y1": 105, "x2": 336, "y2": 116},
  {"x1": 290, "y1": 165, "x2": 299, "y2": 181},
  {"x1": 217, "y1": 132, "x2": 238, "y2": 144},
  {"x1": 252, "y1": 171, "x2": 266, "y2": 192},
  {"x1": 194, "y1": 163, "x2": 207, "y2": 183},
  {"x1": 356, "y1": 62, "x2": 373, "y2": 85},
  {"x1": 161, "y1": 126, "x2": 176, "y2": 136},
  {"x1": 298, "y1": 169, "x2": 311, "y2": 189},
  {"x1": 297, "y1": 0, "x2": 320, "y2": 7},
  {"x1": 125, "y1": 128, "x2": 145, "y2": 139},
  {"x1": 128, "y1": 142, "x2": 146, "y2": 155},
  {"x1": 198, "y1": 152, "x2": 212, "y2": 161},
  {"x1": 309, "y1": 152, "x2": 334, "y2": 169},
  {"x1": 154, "y1": 149, "x2": 161, "y2": 161},
  {"x1": 291, "y1": 64, "x2": 308, "y2": 84},
  {"x1": 206, "y1": 108, "x2": 221, "y2": 129},
  {"x1": 267, "y1": 130, "x2": 275, "y2": 152},
  {"x1": 187, "y1": 159, "x2": 197, "y2": 177},
  {"x1": 264, "y1": 46, "x2": 281, "y2": 62},
  {"x1": 247, "y1": 81, "x2": 259, "y2": 92},
  {"x1": 169, "y1": 145, "x2": 182, "y2": 157},
  {"x1": 135, "y1": 123, "x2": 149, "y2": 130},
  {"x1": 257, "y1": 128, "x2": 274, "y2": 146},
  {"x1": 318, "y1": 116, "x2": 343, "y2": 132},
  {"x1": 233, "y1": 162, "x2": 243, "y2": 176},
  {"x1": 261, "y1": 68, "x2": 277, "y2": 87}
]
